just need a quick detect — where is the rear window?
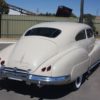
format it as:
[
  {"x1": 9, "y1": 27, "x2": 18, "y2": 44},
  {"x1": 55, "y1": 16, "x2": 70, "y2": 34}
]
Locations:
[{"x1": 25, "y1": 27, "x2": 61, "y2": 38}]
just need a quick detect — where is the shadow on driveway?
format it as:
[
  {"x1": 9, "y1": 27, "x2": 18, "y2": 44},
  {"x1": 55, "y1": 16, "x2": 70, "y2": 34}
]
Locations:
[{"x1": 0, "y1": 80, "x2": 73, "y2": 99}]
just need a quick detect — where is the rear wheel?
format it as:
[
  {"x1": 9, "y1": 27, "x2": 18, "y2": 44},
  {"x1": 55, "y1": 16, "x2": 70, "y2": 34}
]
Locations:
[{"x1": 72, "y1": 75, "x2": 83, "y2": 90}]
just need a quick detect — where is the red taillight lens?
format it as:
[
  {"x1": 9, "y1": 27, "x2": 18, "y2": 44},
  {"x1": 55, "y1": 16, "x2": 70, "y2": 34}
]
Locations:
[
  {"x1": 47, "y1": 66, "x2": 51, "y2": 71},
  {"x1": 1, "y1": 60, "x2": 5, "y2": 65},
  {"x1": 41, "y1": 67, "x2": 46, "y2": 72}
]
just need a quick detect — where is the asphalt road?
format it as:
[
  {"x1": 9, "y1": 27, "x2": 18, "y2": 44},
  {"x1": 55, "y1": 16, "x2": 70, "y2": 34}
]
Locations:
[{"x1": 0, "y1": 44, "x2": 100, "y2": 100}]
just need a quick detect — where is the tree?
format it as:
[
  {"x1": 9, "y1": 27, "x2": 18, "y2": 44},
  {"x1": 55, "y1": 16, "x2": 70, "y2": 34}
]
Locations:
[
  {"x1": 0, "y1": 0, "x2": 9, "y2": 14},
  {"x1": 84, "y1": 14, "x2": 96, "y2": 32}
]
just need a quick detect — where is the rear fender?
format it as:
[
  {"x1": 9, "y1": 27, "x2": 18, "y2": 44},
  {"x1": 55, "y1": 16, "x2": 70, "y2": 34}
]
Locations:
[{"x1": 52, "y1": 48, "x2": 89, "y2": 81}]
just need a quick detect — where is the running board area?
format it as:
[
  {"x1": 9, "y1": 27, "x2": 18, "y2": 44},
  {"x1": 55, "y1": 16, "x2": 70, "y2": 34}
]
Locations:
[{"x1": 88, "y1": 60, "x2": 100, "y2": 71}]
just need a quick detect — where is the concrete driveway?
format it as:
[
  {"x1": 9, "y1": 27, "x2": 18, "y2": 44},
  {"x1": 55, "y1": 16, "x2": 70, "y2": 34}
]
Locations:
[{"x1": 0, "y1": 43, "x2": 100, "y2": 100}]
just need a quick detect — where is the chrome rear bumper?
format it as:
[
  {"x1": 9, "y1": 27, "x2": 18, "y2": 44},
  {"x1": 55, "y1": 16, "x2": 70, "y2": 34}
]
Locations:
[{"x1": 0, "y1": 66, "x2": 70, "y2": 86}]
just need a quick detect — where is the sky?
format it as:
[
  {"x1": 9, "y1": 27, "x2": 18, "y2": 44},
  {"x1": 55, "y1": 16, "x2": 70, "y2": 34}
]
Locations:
[{"x1": 6, "y1": 0, "x2": 100, "y2": 16}]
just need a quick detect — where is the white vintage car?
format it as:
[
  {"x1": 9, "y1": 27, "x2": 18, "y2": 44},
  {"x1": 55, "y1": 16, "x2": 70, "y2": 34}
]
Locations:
[{"x1": 0, "y1": 22, "x2": 100, "y2": 90}]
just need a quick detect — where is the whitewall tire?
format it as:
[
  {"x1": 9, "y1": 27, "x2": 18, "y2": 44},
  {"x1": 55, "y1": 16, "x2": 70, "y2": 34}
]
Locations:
[{"x1": 72, "y1": 75, "x2": 83, "y2": 90}]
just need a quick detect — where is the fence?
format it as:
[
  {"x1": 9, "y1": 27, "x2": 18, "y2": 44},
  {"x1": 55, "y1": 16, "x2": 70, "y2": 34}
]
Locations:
[
  {"x1": 0, "y1": 14, "x2": 78, "y2": 38},
  {"x1": 0, "y1": 14, "x2": 100, "y2": 38}
]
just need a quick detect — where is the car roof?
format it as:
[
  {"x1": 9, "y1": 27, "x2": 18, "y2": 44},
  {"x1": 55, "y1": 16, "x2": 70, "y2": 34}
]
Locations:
[
  {"x1": 29, "y1": 22, "x2": 90, "y2": 38},
  {"x1": 27, "y1": 22, "x2": 91, "y2": 47},
  {"x1": 30, "y1": 22, "x2": 90, "y2": 32}
]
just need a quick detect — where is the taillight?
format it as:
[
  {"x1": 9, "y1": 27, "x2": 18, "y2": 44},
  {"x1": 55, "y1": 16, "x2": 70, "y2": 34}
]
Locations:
[
  {"x1": 1, "y1": 60, "x2": 5, "y2": 66},
  {"x1": 41, "y1": 65, "x2": 51, "y2": 72},
  {"x1": 41, "y1": 67, "x2": 46, "y2": 72},
  {"x1": 47, "y1": 66, "x2": 51, "y2": 71}
]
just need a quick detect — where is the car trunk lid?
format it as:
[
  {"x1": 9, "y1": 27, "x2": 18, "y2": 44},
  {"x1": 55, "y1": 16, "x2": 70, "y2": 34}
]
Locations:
[{"x1": 7, "y1": 37, "x2": 57, "y2": 72}]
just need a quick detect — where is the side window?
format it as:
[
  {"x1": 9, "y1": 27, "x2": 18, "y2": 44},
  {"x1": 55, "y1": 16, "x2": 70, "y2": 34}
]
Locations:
[
  {"x1": 87, "y1": 29, "x2": 94, "y2": 38},
  {"x1": 75, "y1": 30, "x2": 86, "y2": 41}
]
